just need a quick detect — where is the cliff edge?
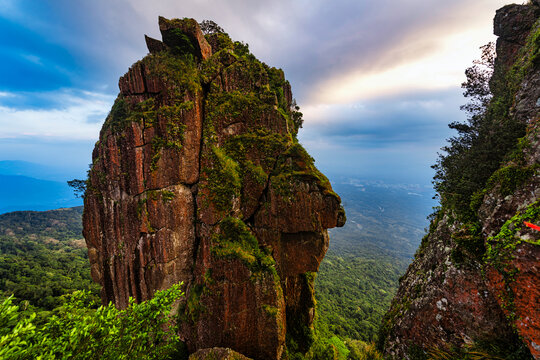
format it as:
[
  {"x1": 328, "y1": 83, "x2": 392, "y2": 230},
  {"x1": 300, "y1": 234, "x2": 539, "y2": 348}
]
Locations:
[{"x1": 379, "y1": 3, "x2": 540, "y2": 359}]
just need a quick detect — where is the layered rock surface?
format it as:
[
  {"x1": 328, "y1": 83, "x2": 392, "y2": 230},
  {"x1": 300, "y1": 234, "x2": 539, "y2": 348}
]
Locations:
[
  {"x1": 379, "y1": 4, "x2": 540, "y2": 359},
  {"x1": 82, "y1": 17, "x2": 344, "y2": 360}
]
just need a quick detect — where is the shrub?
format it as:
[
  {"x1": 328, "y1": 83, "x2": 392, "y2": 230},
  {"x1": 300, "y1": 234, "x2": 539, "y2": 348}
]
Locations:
[{"x1": 0, "y1": 283, "x2": 185, "y2": 359}]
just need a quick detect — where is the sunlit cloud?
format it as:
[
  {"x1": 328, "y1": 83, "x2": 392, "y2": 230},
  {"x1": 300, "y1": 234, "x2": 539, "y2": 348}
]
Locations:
[{"x1": 309, "y1": 0, "x2": 507, "y2": 104}]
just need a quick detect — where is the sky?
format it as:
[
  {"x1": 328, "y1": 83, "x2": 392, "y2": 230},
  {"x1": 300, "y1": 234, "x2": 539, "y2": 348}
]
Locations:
[{"x1": 0, "y1": 0, "x2": 511, "y2": 186}]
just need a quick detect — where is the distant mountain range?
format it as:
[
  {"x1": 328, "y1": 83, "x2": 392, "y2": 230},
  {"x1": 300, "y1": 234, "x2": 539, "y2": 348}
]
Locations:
[{"x1": 0, "y1": 160, "x2": 83, "y2": 214}]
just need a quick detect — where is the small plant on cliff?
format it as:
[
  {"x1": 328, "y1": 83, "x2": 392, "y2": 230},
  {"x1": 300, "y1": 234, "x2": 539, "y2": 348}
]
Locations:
[
  {"x1": 67, "y1": 179, "x2": 87, "y2": 199},
  {"x1": 199, "y1": 20, "x2": 225, "y2": 35},
  {"x1": 291, "y1": 98, "x2": 304, "y2": 130}
]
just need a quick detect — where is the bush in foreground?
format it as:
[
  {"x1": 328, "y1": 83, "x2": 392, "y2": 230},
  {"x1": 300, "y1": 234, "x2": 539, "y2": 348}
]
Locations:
[{"x1": 0, "y1": 283, "x2": 185, "y2": 360}]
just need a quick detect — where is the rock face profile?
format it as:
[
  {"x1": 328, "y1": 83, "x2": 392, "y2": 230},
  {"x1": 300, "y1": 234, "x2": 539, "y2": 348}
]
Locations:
[
  {"x1": 379, "y1": 4, "x2": 540, "y2": 360},
  {"x1": 82, "y1": 17, "x2": 345, "y2": 360}
]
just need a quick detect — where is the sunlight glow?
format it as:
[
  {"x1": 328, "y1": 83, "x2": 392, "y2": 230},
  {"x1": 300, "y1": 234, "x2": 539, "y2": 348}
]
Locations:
[{"x1": 314, "y1": 27, "x2": 494, "y2": 104}]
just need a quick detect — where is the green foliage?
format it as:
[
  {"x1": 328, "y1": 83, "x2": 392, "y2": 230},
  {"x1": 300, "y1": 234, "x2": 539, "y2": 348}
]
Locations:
[
  {"x1": 470, "y1": 163, "x2": 538, "y2": 214},
  {"x1": 222, "y1": 129, "x2": 289, "y2": 187},
  {"x1": 201, "y1": 146, "x2": 242, "y2": 212},
  {"x1": 327, "y1": 336, "x2": 350, "y2": 360},
  {"x1": 233, "y1": 41, "x2": 250, "y2": 57},
  {"x1": 431, "y1": 27, "x2": 540, "y2": 221},
  {"x1": 144, "y1": 50, "x2": 201, "y2": 95},
  {"x1": 485, "y1": 164, "x2": 537, "y2": 197},
  {"x1": 163, "y1": 28, "x2": 197, "y2": 56},
  {"x1": 449, "y1": 222, "x2": 485, "y2": 264},
  {"x1": 211, "y1": 217, "x2": 277, "y2": 276},
  {"x1": 206, "y1": 90, "x2": 264, "y2": 125},
  {"x1": 485, "y1": 201, "x2": 540, "y2": 272},
  {"x1": 286, "y1": 333, "x2": 384, "y2": 360},
  {"x1": 183, "y1": 283, "x2": 206, "y2": 323},
  {"x1": 346, "y1": 340, "x2": 383, "y2": 360},
  {"x1": 316, "y1": 251, "x2": 406, "y2": 343},
  {"x1": 272, "y1": 142, "x2": 338, "y2": 201},
  {"x1": 0, "y1": 284, "x2": 185, "y2": 359},
  {"x1": 307, "y1": 341, "x2": 339, "y2": 360},
  {"x1": 0, "y1": 207, "x2": 99, "y2": 313},
  {"x1": 286, "y1": 332, "x2": 338, "y2": 360},
  {"x1": 426, "y1": 337, "x2": 533, "y2": 360},
  {"x1": 205, "y1": 32, "x2": 234, "y2": 52},
  {"x1": 105, "y1": 97, "x2": 130, "y2": 133}
]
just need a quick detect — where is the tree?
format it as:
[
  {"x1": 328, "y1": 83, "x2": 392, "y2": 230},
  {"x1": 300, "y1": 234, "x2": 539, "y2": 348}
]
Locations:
[
  {"x1": 291, "y1": 99, "x2": 304, "y2": 130},
  {"x1": 67, "y1": 179, "x2": 87, "y2": 199},
  {"x1": 431, "y1": 43, "x2": 495, "y2": 216},
  {"x1": 432, "y1": 41, "x2": 526, "y2": 219},
  {"x1": 0, "y1": 284, "x2": 186, "y2": 359},
  {"x1": 199, "y1": 20, "x2": 225, "y2": 35}
]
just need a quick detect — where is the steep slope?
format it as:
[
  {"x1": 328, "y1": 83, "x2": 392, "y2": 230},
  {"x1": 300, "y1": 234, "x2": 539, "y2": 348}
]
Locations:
[
  {"x1": 82, "y1": 18, "x2": 345, "y2": 360},
  {"x1": 379, "y1": 3, "x2": 540, "y2": 359}
]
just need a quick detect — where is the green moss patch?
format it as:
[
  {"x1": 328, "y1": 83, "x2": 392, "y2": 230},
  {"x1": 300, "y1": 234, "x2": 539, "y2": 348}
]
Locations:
[
  {"x1": 450, "y1": 222, "x2": 485, "y2": 264},
  {"x1": 200, "y1": 146, "x2": 242, "y2": 212},
  {"x1": 485, "y1": 200, "x2": 540, "y2": 268},
  {"x1": 484, "y1": 201, "x2": 540, "y2": 321},
  {"x1": 206, "y1": 90, "x2": 264, "y2": 125},
  {"x1": 271, "y1": 142, "x2": 339, "y2": 201},
  {"x1": 211, "y1": 217, "x2": 277, "y2": 277},
  {"x1": 143, "y1": 50, "x2": 201, "y2": 95}
]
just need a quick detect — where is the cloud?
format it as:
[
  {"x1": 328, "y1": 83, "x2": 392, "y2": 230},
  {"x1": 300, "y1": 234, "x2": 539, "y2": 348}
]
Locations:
[
  {"x1": 0, "y1": 0, "x2": 508, "y2": 99},
  {"x1": 0, "y1": 0, "x2": 511, "y2": 184},
  {"x1": 0, "y1": 90, "x2": 114, "y2": 140},
  {"x1": 297, "y1": 89, "x2": 465, "y2": 183},
  {"x1": 302, "y1": 0, "x2": 508, "y2": 104},
  {"x1": 301, "y1": 89, "x2": 462, "y2": 146}
]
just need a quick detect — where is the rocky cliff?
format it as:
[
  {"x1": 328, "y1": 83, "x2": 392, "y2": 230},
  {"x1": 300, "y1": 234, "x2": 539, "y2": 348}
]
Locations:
[
  {"x1": 379, "y1": 3, "x2": 540, "y2": 360},
  {"x1": 82, "y1": 17, "x2": 344, "y2": 360}
]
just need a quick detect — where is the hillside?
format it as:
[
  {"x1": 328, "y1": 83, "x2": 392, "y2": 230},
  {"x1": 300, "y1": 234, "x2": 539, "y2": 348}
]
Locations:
[{"x1": 0, "y1": 207, "x2": 98, "y2": 312}]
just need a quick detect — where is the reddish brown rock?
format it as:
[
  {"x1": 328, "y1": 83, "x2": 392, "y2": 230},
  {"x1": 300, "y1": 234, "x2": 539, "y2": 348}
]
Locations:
[
  {"x1": 145, "y1": 35, "x2": 166, "y2": 54},
  {"x1": 380, "y1": 4, "x2": 540, "y2": 359},
  {"x1": 83, "y1": 17, "x2": 344, "y2": 360},
  {"x1": 493, "y1": 4, "x2": 539, "y2": 69},
  {"x1": 158, "y1": 16, "x2": 212, "y2": 60},
  {"x1": 379, "y1": 215, "x2": 517, "y2": 359},
  {"x1": 486, "y1": 241, "x2": 540, "y2": 359}
]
